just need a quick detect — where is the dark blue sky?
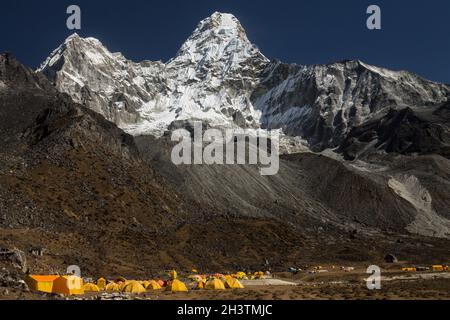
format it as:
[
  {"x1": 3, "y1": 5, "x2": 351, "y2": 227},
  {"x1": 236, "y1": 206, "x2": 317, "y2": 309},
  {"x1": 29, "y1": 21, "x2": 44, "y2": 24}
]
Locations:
[{"x1": 1, "y1": 0, "x2": 449, "y2": 83}]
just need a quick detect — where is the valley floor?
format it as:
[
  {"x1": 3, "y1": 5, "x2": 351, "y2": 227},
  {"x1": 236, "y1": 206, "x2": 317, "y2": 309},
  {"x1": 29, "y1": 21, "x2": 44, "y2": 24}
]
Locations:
[
  {"x1": 150, "y1": 278, "x2": 450, "y2": 300},
  {"x1": 2, "y1": 269, "x2": 450, "y2": 301}
]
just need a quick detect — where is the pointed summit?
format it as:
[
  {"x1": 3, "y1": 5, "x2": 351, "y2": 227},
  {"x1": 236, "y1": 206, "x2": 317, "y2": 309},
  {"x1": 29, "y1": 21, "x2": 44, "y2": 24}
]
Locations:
[
  {"x1": 37, "y1": 12, "x2": 270, "y2": 136},
  {"x1": 65, "y1": 32, "x2": 81, "y2": 43},
  {"x1": 168, "y1": 12, "x2": 268, "y2": 73},
  {"x1": 37, "y1": 11, "x2": 450, "y2": 144},
  {"x1": 38, "y1": 33, "x2": 115, "y2": 73},
  {"x1": 196, "y1": 12, "x2": 245, "y2": 35}
]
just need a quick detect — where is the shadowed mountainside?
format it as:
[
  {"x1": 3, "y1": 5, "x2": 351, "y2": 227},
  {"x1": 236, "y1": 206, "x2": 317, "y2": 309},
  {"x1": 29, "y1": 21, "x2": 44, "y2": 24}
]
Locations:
[{"x1": 0, "y1": 54, "x2": 449, "y2": 280}]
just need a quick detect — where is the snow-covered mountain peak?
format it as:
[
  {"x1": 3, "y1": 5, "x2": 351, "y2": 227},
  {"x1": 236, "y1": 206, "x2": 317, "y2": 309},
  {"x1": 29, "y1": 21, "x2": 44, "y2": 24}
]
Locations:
[
  {"x1": 138, "y1": 11, "x2": 271, "y2": 136},
  {"x1": 38, "y1": 34, "x2": 120, "y2": 73},
  {"x1": 168, "y1": 12, "x2": 268, "y2": 74},
  {"x1": 37, "y1": 13, "x2": 270, "y2": 137},
  {"x1": 200, "y1": 12, "x2": 243, "y2": 32},
  {"x1": 37, "y1": 13, "x2": 450, "y2": 151},
  {"x1": 188, "y1": 12, "x2": 247, "y2": 44},
  {"x1": 64, "y1": 32, "x2": 80, "y2": 42}
]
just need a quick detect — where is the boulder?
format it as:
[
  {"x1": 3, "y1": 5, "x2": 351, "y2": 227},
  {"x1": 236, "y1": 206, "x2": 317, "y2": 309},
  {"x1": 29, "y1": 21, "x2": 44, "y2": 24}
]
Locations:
[{"x1": 0, "y1": 248, "x2": 27, "y2": 272}]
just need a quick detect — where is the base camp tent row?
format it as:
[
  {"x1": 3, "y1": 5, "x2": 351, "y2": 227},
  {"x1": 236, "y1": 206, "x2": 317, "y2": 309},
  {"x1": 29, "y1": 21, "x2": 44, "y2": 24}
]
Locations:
[{"x1": 26, "y1": 275, "x2": 84, "y2": 295}]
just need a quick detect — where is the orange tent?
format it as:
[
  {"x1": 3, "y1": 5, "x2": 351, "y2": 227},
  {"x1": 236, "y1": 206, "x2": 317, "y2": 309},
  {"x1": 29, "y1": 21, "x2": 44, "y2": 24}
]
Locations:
[
  {"x1": 53, "y1": 276, "x2": 84, "y2": 295},
  {"x1": 157, "y1": 280, "x2": 165, "y2": 287},
  {"x1": 25, "y1": 275, "x2": 59, "y2": 294},
  {"x1": 190, "y1": 275, "x2": 204, "y2": 282}
]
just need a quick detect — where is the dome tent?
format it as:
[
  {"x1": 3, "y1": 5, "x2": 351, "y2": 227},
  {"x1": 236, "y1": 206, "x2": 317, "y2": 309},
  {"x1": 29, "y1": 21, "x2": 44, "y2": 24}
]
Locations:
[
  {"x1": 196, "y1": 280, "x2": 206, "y2": 289},
  {"x1": 205, "y1": 278, "x2": 225, "y2": 290},
  {"x1": 146, "y1": 280, "x2": 162, "y2": 290},
  {"x1": 105, "y1": 282, "x2": 121, "y2": 292},
  {"x1": 166, "y1": 279, "x2": 188, "y2": 293},
  {"x1": 97, "y1": 277, "x2": 107, "y2": 290},
  {"x1": 225, "y1": 278, "x2": 244, "y2": 289},
  {"x1": 122, "y1": 281, "x2": 146, "y2": 294},
  {"x1": 83, "y1": 283, "x2": 100, "y2": 292}
]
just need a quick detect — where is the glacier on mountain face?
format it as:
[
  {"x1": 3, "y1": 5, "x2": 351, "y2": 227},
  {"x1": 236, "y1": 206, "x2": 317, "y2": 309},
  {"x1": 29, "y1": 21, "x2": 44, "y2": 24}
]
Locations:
[
  {"x1": 39, "y1": 13, "x2": 269, "y2": 138},
  {"x1": 38, "y1": 12, "x2": 450, "y2": 151}
]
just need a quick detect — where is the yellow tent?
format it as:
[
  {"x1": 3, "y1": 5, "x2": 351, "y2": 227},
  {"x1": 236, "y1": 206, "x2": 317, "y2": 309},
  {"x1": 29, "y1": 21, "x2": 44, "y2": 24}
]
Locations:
[
  {"x1": 84, "y1": 283, "x2": 100, "y2": 292},
  {"x1": 97, "y1": 277, "x2": 107, "y2": 290},
  {"x1": 122, "y1": 281, "x2": 146, "y2": 294},
  {"x1": 225, "y1": 278, "x2": 245, "y2": 289},
  {"x1": 432, "y1": 265, "x2": 444, "y2": 272},
  {"x1": 119, "y1": 281, "x2": 130, "y2": 291},
  {"x1": 105, "y1": 282, "x2": 121, "y2": 292},
  {"x1": 236, "y1": 272, "x2": 248, "y2": 280},
  {"x1": 146, "y1": 280, "x2": 162, "y2": 290},
  {"x1": 196, "y1": 280, "x2": 206, "y2": 289},
  {"x1": 53, "y1": 276, "x2": 84, "y2": 295},
  {"x1": 169, "y1": 270, "x2": 178, "y2": 280},
  {"x1": 206, "y1": 278, "x2": 226, "y2": 290},
  {"x1": 142, "y1": 281, "x2": 151, "y2": 289},
  {"x1": 25, "y1": 275, "x2": 59, "y2": 294},
  {"x1": 166, "y1": 279, "x2": 188, "y2": 293}
]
